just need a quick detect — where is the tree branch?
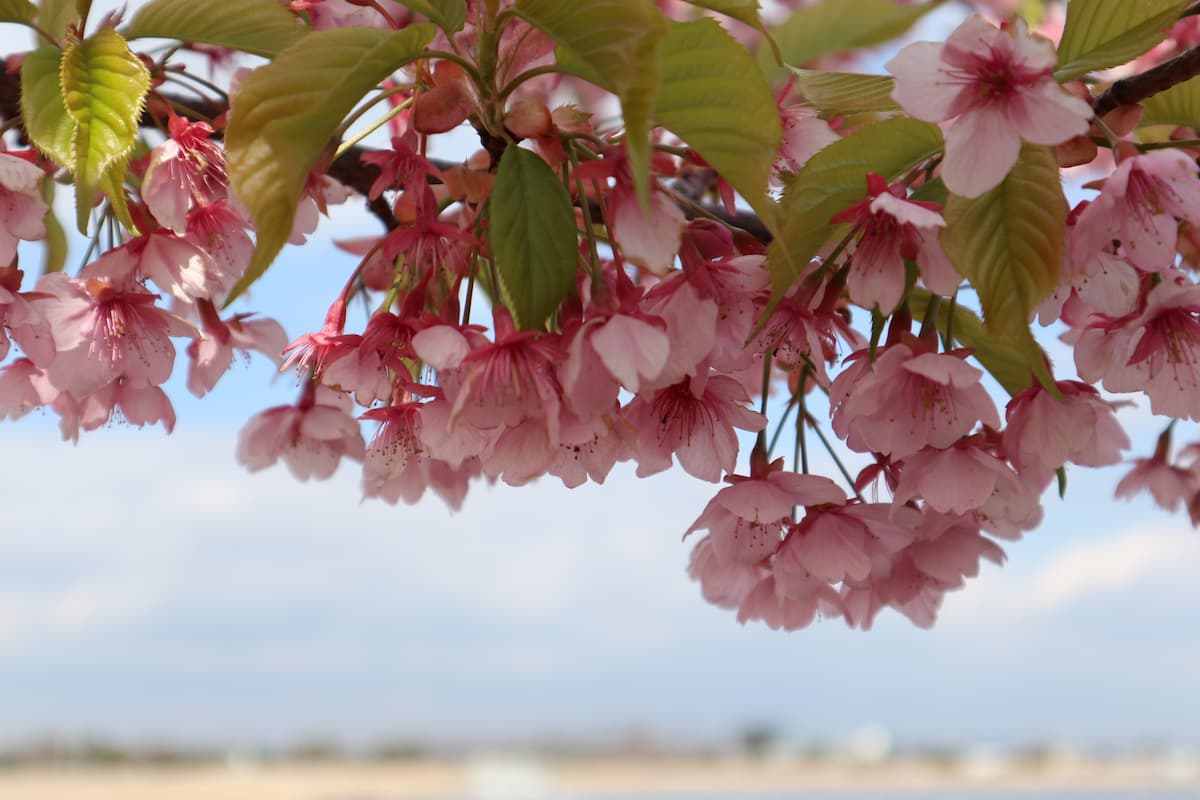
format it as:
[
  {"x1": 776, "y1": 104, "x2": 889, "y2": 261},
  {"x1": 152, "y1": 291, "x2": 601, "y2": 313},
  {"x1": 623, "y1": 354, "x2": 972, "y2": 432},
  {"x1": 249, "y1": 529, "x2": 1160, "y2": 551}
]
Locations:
[{"x1": 1092, "y1": 44, "x2": 1200, "y2": 118}]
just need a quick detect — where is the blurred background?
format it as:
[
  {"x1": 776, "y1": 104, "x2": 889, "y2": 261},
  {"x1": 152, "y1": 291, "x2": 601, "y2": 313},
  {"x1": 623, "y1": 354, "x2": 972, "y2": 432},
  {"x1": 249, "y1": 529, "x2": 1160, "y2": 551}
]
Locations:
[{"x1": 1, "y1": 1, "x2": 1199, "y2": 798}]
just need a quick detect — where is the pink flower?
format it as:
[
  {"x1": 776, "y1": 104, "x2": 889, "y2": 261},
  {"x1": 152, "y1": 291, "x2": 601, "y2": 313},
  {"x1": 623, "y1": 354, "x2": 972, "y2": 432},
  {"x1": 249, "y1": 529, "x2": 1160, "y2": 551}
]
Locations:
[
  {"x1": 238, "y1": 384, "x2": 366, "y2": 481},
  {"x1": 1072, "y1": 150, "x2": 1200, "y2": 273},
  {"x1": 0, "y1": 152, "x2": 49, "y2": 263},
  {"x1": 82, "y1": 231, "x2": 223, "y2": 305},
  {"x1": 778, "y1": 502, "x2": 914, "y2": 584},
  {"x1": 184, "y1": 201, "x2": 254, "y2": 296},
  {"x1": 892, "y1": 439, "x2": 1021, "y2": 515},
  {"x1": 830, "y1": 341, "x2": 1001, "y2": 459},
  {"x1": 737, "y1": 573, "x2": 843, "y2": 631},
  {"x1": 774, "y1": 97, "x2": 838, "y2": 180},
  {"x1": 1003, "y1": 380, "x2": 1129, "y2": 485},
  {"x1": 688, "y1": 535, "x2": 765, "y2": 610},
  {"x1": 686, "y1": 462, "x2": 846, "y2": 566},
  {"x1": 38, "y1": 274, "x2": 197, "y2": 397},
  {"x1": 831, "y1": 173, "x2": 960, "y2": 312},
  {"x1": 187, "y1": 300, "x2": 288, "y2": 398},
  {"x1": 0, "y1": 358, "x2": 49, "y2": 420},
  {"x1": 78, "y1": 377, "x2": 177, "y2": 433},
  {"x1": 609, "y1": 179, "x2": 686, "y2": 276},
  {"x1": 887, "y1": 15, "x2": 1092, "y2": 197},
  {"x1": 625, "y1": 373, "x2": 765, "y2": 482},
  {"x1": 361, "y1": 400, "x2": 476, "y2": 509},
  {"x1": 140, "y1": 116, "x2": 227, "y2": 234},
  {"x1": 1076, "y1": 273, "x2": 1200, "y2": 420},
  {"x1": 0, "y1": 266, "x2": 54, "y2": 367}
]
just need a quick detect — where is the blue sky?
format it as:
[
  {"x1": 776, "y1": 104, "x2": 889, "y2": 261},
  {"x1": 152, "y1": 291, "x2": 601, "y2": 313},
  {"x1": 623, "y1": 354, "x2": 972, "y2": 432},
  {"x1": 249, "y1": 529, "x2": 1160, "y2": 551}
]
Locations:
[{"x1": 1, "y1": 1, "x2": 1199, "y2": 754}]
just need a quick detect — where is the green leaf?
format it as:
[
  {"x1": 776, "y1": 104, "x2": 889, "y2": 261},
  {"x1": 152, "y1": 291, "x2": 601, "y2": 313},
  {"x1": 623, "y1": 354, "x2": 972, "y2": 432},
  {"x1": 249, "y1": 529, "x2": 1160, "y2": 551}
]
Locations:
[
  {"x1": 1139, "y1": 76, "x2": 1200, "y2": 127},
  {"x1": 60, "y1": 28, "x2": 150, "y2": 234},
  {"x1": 788, "y1": 68, "x2": 898, "y2": 116},
  {"x1": 36, "y1": 0, "x2": 76, "y2": 43},
  {"x1": 908, "y1": 288, "x2": 1042, "y2": 395},
  {"x1": 224, "y1": 24, "x2": 436, "y2": 305},
  {"x1": 489, "y1": 147, "x2": 579, "y2": 330},
  {"x1": 39, "y1": 177, "x2": 67, "y2": 274},
  {"x1": 125, "y1": 0, "x2": 308, "y2": 58},
  {"x1": 655, "y1": 18, "x2": 781, "y2": 227},
  {"x1": 760, "y1": 0, "x2": 942, "y2": 81},
  {"x1": 0, "y1": 0, "x2": 35, "y2": 24},
  {"x1": 941, "y1": 144, "x2": 1064, "y2": 391},
  {"x1": 395, "y1": 0, "x2": 466, "y2": 33},
  {"x1": 515, "y1": 0, "x2": 667, "y2": 207},
  {"x1": 1055, "y1": 0, "x2": 1188, "y2": 81},
  {"x1": 19, "y1": 46, "x2": 74, "y2": 167},
  {"x1": 768, "y1": 116, "x2": 943, "y2": 300},
  {"x1": 677, "y1": 0, "x2": 777, "y2": 59}
]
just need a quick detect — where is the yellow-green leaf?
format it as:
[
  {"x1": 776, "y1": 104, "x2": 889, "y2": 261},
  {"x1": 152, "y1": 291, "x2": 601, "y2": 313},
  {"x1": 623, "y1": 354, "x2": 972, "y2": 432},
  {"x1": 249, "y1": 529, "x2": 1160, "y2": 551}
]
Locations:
[
  {"x1": 677, "y1": 0, "x2": 777, "y2": 58},
  {"x1": 515, "y1": 0, "x2": 667, "y2": 207},
  {"x1": 0, "y1": 0, "x2": 36, "y2": 24},
  {"x1": 395, "y1": 0, "x2": 466, "y2": 33},
  {"x1": 768, "y1": 116, "x2": 943, "y2": 300},
  {"x1": 760, "y1": 0, "x2": 943, "y2": 81},
  {"x1": 908, "y1": 288, "x2": 1044, "y2": 395},
  {"x1": 1139, "y1": 75, "x2": 1200, "y2": 127},
  {"x1": 125, "y1": 0, "x2": 308, "y2": 58},
  {"x1": 788, "y1": 69, "x2": 898, "y2": 116},
  {"x1": 39, "y1": 176, "x2": 67, "y2": 274},
  {"x1": 224, "y1": 24, "x2": 436, "y2": 305},
  {"x1": 1056, "y1": 0, "x2": 1188, "y2": 81},
  {"x1": 655, "y1": 18, "x2": 780, "y2": 227},
  {"x1": 35, "y1": 0, "x2": 77, "y2": 44},
  {"x1": 19, "y1": 46, "x2": 74, "y2": 167},
  {"x1": 941, "y1": 144, "x2": 1064, "y2": 385},
  {"x1": 489, "y1": 147, "x2": 579, "y2": 330},
  {"x1": 60, "y1": 28, "x2": 150, "y2": 234}
]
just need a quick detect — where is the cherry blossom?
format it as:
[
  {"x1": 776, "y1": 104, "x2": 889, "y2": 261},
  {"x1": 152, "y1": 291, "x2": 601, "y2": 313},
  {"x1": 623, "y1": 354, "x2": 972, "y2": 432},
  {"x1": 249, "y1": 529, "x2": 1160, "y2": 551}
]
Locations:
[
  {"x1": 887, "y1": 14, "x2": 1092, "y2": 197},
  {"x1": 238, "y1": 384, "x2": 366, "y2": 481},
  {"x1": 0, "y1": 152, "x2": 49, "y2": 263}
]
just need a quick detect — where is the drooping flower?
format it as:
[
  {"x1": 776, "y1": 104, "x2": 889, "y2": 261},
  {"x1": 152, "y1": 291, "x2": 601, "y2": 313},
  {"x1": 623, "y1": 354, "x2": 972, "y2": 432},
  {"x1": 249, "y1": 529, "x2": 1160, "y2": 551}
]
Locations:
[
  {"x1": 1003, "y1": 379, "x2": 1129, "y2": 486},
  {"x1": 0, "y1": 266, "x2": 54, "y2": 366},
  {"x1": 0, "y1": 152, "x2": 49, "y2": 263},
  {"x1": 237, "y1": 383, "x2": 366, "y2": 481},
  {"x1": 37, "y1": 274, "x2": 197, "y2": 397},
  {"x1": 831, "y1": 173, "x2": 960, "y2": 312},
  {"x1": 1071, "y1": 149, "x2": 1200, "y2": 273},
  {"x1": 140, "y1": 116, "x2": 227, "y2": 234},
  {"x1": 830, "y1": 341, "x2": 1001, "y2": 459},
  {"x1": 187, "y1": 299, "x2": 288, "y2": 398},
  {"x1": 686, "y1": 461, "x2": 846, "y2": 566},
  {"x1": 625, "y1": 372, "x2": 766, "y2": 482},
  {"x1": 887, "y1": 14, "x2": 1092, "y2": 197}
]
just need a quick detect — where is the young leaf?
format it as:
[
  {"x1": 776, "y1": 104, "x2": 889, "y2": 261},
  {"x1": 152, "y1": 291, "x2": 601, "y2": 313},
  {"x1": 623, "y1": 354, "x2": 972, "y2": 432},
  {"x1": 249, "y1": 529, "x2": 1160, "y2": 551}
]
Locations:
[
  {"x1": 941, "y1": 145, "x2": 1064, "y2": 381},
  {"x1": 36, "y1": 0, "x2": 76, "y2": 43},
  {"x1": 515, "y1": 0, "x2": 667, "y2": 207},
  {"x1": 40, "y1": 177, "x2": 68, "y2": 274},
  {"x1": 394, "y1": 0, "x2": 466, "y2": 33},
  {"x1": 768, "y1": 116, "x2": 943, "y2": 300},
  {"x1": 787, "y1": 69, "x2": 898, "y2": 116},
  {"x1": 1055, "y1": 0, "x2": 1188, "y2": 81},
  {"x1": 0, "y1": 0, "x2": 36, "y2": 24},
  {"x1": 489, "y1": 147, "x2": 579, "y2": 330},
  {"x1": 125, "y1": 0, "x2": 308, "y2": 58},
  {"x1": 60, "y1": 28, "x2": 151, "y2": 234},
  {"x1": 1139, "y1": 76, "x2": 1200, "y2": 127},
  {"x1": 761, "y1": 0, "x2": 943, "y2": 80},
  {"x1": 19, "y1": 47, "x2": 74, "y2": 167},
  {"x1": 224, "y1": 24, "x2": 436, "y2": 305},
  {"x1": 655, "y1": 18, "x2": 781, "y2": 227}
]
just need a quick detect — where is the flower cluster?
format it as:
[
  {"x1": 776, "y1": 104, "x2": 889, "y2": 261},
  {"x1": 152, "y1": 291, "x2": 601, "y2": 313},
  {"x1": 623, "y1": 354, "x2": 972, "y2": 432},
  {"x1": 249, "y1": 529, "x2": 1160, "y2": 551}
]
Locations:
[{"x1": 3, "y1": 3, "x2": 1200, "y2": 633}]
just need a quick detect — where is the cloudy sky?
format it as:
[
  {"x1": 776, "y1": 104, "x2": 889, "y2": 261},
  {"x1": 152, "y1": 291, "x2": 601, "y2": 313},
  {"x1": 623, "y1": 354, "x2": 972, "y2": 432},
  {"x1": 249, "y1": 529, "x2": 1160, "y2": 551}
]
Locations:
[{"x1": 1, "y1": 0, "x2": 1199, "y2": 755}]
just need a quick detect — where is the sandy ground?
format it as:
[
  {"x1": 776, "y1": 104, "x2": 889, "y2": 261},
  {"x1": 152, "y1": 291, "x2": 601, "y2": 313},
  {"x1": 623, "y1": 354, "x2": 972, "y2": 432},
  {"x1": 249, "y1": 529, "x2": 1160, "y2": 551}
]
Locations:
[{"x1": 0, "y1": 757, "x2": 1197, "y2": 800}]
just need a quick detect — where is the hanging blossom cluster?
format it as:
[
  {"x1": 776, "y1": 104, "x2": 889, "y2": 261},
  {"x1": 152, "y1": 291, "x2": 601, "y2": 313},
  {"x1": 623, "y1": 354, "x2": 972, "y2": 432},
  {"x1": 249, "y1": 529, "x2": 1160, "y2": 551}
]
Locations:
[{"x1": 2, "y1": 0, "x2": 1199, "y2": 631}]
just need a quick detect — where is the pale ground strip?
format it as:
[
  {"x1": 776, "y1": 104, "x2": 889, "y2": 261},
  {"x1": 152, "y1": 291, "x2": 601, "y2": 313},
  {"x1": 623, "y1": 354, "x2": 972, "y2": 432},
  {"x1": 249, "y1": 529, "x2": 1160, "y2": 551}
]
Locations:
[{"x1": 0, "y1": 758, "x2": 1197, "y2": 800}]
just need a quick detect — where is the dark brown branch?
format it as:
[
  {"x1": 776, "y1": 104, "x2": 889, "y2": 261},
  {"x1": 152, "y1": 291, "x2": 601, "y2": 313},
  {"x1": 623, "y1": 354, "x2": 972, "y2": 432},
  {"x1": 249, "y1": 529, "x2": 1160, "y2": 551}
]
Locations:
[{"x1": 1093, "y1": 44, "x2": 1200, "y2": 118}]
